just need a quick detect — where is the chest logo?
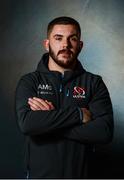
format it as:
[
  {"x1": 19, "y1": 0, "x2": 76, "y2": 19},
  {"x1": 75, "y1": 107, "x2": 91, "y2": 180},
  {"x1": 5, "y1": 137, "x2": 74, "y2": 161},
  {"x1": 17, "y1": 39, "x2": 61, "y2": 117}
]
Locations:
[
  {"x1": 73, "y1": 86, "x2": 86, "y2": 99},
  {"x1": 37, "y1": 84, "x2": 53, "y2": 95}
]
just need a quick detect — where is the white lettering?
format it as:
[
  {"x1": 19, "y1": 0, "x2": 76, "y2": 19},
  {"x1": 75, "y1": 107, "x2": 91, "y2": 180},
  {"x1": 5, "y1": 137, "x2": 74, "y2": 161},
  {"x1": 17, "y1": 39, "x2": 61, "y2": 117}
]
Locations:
[{"x1": 38, "y1": 84, "x2": 52, "y2": 91}]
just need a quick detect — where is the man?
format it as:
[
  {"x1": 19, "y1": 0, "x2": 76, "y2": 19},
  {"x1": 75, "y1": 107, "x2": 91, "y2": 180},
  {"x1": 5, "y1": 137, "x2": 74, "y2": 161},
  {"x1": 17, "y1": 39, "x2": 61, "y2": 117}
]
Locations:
[{"x1": 15, "y1": 16, "x2": 114, "y2": 178}]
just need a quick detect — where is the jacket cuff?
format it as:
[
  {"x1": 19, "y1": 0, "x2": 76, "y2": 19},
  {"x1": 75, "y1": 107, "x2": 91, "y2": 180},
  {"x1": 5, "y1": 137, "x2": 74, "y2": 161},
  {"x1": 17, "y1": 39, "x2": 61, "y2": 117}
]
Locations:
[{"x1": 77, "y1": 107, "x2": 83, "y2": 124}]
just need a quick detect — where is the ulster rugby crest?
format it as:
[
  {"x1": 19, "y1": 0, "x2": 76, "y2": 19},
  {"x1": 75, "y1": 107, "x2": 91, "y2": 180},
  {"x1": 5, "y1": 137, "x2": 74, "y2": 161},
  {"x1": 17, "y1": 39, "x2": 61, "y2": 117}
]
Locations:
[{"x1": 73, "y1": 86, "x2": 86, "y2": 99}]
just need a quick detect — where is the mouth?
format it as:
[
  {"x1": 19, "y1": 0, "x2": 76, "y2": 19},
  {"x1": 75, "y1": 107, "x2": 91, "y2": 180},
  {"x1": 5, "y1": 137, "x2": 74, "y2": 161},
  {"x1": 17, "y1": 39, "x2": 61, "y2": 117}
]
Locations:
[{"x1": 58, "y1": 50, "x2": 72, "y2": 56}]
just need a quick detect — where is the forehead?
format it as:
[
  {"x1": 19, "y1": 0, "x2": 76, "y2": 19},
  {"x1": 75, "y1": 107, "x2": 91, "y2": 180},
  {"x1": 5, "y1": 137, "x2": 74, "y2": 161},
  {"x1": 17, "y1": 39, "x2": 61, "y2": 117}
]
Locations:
[{"x1": 50, "y1": 24, "x2": 79, "y2": 36}]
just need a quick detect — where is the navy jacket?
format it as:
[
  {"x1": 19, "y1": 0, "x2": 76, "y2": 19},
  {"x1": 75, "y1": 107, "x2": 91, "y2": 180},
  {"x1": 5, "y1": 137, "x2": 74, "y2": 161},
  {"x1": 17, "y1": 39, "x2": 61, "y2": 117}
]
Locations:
[{"x1": 15, "y1": 53, "x2": 113, "y2": 178}]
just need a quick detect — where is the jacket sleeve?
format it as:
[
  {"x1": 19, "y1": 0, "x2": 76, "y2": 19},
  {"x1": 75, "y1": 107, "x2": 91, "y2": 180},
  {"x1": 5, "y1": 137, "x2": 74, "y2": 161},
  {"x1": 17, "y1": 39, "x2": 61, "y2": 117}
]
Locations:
[
  {"x1": 63, "y1": 77, "x2": 114, "y2": 144},
  {"x1": 15, "y1": 75, "x2": 82, "y2": 136}
]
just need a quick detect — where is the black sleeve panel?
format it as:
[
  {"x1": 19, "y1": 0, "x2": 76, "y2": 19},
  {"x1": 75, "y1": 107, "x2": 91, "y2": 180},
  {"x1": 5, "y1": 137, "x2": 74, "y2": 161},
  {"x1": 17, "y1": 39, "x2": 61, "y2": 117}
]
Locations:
[
  {"x1": 63, "y1": 77, "x2": 114, "y2": 144},
  {"x1": 15, "y1": 76, "x2": 81, "y2": 136}
]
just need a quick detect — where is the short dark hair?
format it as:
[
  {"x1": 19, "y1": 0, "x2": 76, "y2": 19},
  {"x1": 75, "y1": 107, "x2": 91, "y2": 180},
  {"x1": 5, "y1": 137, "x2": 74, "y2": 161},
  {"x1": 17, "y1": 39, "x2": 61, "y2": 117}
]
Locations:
[{"x1": 47, "y1": 16, "x2": 81, "y2": 38}]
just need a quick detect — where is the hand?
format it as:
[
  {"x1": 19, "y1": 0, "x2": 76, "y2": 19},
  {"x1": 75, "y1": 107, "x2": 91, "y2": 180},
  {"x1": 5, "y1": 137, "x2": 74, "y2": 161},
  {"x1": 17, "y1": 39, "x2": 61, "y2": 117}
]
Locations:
[
  {"x1": 28, "y1": 97, "x2": 55, "y2": 111},
  {"x1": 81, "y1": 108, "x2": 92, "y2": 124}
]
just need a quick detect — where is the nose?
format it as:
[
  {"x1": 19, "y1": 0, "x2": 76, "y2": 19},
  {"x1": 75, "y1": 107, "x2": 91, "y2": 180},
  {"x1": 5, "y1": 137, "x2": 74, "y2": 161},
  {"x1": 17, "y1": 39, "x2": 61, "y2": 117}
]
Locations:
[{"x1": 62, "y1": 38, "x2": 71, "y2": 49}]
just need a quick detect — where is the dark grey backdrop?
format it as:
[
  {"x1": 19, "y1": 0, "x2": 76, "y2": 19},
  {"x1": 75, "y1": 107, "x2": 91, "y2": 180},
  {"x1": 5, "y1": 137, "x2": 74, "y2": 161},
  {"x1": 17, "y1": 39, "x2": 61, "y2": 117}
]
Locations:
[{"x1": 1, "y1": 0, "x2": 124, "y2": 178}]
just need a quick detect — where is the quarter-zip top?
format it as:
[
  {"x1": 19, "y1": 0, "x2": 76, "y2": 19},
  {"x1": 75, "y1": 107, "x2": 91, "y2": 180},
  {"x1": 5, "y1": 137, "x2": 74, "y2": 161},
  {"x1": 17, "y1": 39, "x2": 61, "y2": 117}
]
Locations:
[{"x1": 15, "y1": 53, "x2": 113, "y2": 178}]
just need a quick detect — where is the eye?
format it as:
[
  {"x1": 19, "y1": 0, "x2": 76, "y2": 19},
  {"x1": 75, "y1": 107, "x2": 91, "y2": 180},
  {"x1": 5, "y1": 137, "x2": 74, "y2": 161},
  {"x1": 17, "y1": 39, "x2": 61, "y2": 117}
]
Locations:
[
  {"x1": 54, "y1": 36, "x2": 62, "y2": 41},
  {"x1": 71, "y1": 36, "x2": 78, "y2": 41},
  {"x1": 54, "y1": 35, "x2": 62, "y2": 41}
]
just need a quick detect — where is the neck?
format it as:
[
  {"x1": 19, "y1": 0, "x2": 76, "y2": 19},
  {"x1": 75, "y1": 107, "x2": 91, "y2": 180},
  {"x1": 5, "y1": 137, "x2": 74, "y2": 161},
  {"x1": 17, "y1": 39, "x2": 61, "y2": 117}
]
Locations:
[{"x1": 48, "y1": 56, "x2": 76, "y2": 74}]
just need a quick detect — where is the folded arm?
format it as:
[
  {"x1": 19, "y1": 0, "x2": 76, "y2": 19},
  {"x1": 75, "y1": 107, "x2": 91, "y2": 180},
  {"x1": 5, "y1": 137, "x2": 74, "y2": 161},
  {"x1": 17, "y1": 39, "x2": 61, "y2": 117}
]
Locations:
[
  {"x1": 15, "y1": 75, "x2": 113, "y2": 144},
  {"x1": 63, "y1": 78, "x2": 114, "y2": 144},
  {"x1": 15, "y1": 77, "x2": 83, "y2": 136}
]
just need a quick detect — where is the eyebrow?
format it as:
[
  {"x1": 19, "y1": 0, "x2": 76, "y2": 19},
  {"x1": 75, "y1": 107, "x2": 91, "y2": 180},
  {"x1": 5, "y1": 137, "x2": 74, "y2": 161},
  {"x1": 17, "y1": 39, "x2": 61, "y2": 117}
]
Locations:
[
  {"x1": 53, "y1": 34, "x2": 79, "y2": 38},
  {"x1": 53, "y1": 34, "x2": 63, "y2": 38}
]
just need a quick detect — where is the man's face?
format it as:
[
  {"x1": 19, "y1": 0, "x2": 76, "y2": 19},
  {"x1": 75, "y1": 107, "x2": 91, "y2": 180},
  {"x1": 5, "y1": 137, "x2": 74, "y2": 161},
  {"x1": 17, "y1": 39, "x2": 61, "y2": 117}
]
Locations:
[{"x1": 45, "y1": 24, "x2": 83, "y2": 69}]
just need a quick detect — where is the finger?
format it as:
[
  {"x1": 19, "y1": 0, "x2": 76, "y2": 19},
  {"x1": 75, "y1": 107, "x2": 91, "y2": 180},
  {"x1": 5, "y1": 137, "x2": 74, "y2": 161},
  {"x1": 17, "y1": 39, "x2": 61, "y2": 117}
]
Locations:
[
  {"x1": 82, "y1": 108, "x2": 91, "y2": 116},
  {"x1": 30, "y1": 105, "x2": 40, "y2": 111},
  {"x1": 33, "y1": 97, "x2": 51, "y2": 110},
  {"x1": 81, "y1": 108, "x2": 91, "y2": 123},
  {"x1": 28, "y1": 98, "x2": 50, "y2": 110},
  {"x1": 45, "y1": 100, "x2": 55, "y2": 110},
  {"x1": 30, "y1": 105, "x2": 47, "y2": 111},
  {"x1": 28, "y1": 98, "x2": 45, "y2": 109},
  {"x1": 28, "y1": 100, "x2": 42, "y2": 110},
  {"x1": 29, "y1": 101, "x2": 50, "y2": 111},
  {"x1": 29, "y1": 101, "x2": 48, "y2": 111}
]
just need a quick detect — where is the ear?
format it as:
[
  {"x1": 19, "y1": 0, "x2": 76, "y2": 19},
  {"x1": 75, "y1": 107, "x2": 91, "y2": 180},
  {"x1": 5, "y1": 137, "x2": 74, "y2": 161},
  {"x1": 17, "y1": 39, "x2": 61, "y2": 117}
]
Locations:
[
  {"x1": 79, "y1": 41, "x2": 83, "y2": 50},
  {"x1": 43, "y1": 39, "x2": 49, "y2": 52}
]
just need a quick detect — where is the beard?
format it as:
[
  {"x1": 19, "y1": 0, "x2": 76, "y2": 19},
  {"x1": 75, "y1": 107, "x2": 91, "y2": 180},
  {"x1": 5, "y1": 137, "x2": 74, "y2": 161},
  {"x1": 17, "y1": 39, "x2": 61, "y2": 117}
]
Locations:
[{"x1": 49, "y1": 44, "x2": 80, "y2": 69}]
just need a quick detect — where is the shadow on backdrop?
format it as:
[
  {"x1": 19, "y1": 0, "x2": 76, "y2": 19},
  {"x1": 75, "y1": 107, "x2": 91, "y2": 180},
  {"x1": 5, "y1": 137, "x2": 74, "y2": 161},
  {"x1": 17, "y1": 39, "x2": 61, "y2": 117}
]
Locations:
[{"x1": 1, "y1": 0, "x2": 124, "y2": 178}]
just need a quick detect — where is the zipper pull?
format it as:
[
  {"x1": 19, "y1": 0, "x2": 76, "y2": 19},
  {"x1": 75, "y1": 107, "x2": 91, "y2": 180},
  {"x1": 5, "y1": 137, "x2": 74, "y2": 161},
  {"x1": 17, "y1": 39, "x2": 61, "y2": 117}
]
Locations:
[
  {"x1": 59, "y1": 84, "x2": 63, "y2": 93},
  {"x1": 26, "y1": 169, "x2": 30, "y2": 179},
  {"x1": 66, "y1": 89, "x2": 70, "y2": 97},
  {"x1": 61, "y1": 73, "x2": 64, "y2": 78},
  {"x1": 59, "y1": 73, "x2": 64, "y2": 93}
]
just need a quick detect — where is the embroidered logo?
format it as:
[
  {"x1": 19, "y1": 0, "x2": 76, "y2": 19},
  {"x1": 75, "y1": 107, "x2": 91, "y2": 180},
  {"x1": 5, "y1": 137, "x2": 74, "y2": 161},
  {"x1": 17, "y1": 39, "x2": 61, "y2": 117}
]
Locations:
[
  {"x1": 37, "y1": 84, "x2": 53, "y2": 95},
  {"x1": 73, "y1": 86, "x2": 86, "y2": 99}
]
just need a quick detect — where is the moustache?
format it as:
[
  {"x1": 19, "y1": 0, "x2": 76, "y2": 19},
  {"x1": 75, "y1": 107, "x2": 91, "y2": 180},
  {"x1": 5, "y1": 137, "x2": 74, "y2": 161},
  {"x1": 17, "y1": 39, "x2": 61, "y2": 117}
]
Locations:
[{"x1": 58, "y1": 49, "x2": 72, "y2": 55}]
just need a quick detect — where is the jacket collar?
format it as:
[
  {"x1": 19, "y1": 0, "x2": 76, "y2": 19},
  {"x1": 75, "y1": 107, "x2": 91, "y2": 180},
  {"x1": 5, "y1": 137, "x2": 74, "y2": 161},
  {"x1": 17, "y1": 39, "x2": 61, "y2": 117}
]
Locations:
[{"x1": 37, "y1": 53, "x2": 86, "y2": 82}]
